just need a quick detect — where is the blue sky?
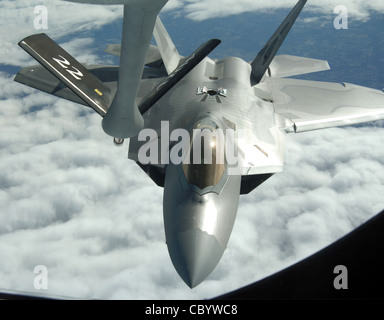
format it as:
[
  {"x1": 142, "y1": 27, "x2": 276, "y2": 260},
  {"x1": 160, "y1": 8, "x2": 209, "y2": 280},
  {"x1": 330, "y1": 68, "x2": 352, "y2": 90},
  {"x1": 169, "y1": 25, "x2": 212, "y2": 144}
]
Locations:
[{"x1": 1, "y1": 0, "x2": 384, "y2": 299}]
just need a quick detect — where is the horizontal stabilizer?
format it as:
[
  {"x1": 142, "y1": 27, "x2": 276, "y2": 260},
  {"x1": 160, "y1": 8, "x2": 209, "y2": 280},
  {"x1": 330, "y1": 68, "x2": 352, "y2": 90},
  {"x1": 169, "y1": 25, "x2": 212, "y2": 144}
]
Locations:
[
  {"x1": 18, "y1": 33, "x2": 112, "y2": 116},
  {"x1": 14, "y1": 64, "x2": 119, "y2": 110},
  {"x1": 139, "y1": 39, "x2": 221, "y2": 114},
  {"x1": 251, "y1": 0, "x2": 307, "y2": 83},
  {"x1": 268, "y1": 55, "x2": 330, "y2": 78}
]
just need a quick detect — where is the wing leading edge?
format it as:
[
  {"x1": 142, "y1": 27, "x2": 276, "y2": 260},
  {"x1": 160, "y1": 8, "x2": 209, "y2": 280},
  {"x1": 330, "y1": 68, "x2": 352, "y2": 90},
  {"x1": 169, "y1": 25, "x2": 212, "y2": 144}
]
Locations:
[{"x1": 268, "y1": 78, "x2": 384, "y2": 133}]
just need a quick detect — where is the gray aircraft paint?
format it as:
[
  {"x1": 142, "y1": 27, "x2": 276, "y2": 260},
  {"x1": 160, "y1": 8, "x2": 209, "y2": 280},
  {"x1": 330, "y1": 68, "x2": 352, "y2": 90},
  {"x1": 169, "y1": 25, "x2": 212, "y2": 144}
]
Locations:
[{"x1": 14, "y1": 0, "x2": 384, "y2": 287}]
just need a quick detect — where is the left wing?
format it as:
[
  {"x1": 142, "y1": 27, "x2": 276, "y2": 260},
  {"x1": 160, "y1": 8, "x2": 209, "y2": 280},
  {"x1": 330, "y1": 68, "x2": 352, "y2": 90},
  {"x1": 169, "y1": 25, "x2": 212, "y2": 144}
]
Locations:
[{"x1": 268, "y1": 78, "x2": 384, "y2": 133}]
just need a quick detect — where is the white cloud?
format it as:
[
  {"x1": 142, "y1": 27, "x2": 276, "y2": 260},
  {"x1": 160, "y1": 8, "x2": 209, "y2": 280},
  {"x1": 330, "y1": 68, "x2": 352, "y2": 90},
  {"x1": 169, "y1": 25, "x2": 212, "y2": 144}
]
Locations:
[
  {"x1": 2, "y1": 0, "x2": 382, "y2": 66},
  {"x1": 164, "y1": 0, "x2": 384, "y2": 21},
  {"x1": 1, "y1": 0, "x2": 384, "y2": 300},
  {"x1": 0, "y1": 0, "x2": 122, "y2": 66}
]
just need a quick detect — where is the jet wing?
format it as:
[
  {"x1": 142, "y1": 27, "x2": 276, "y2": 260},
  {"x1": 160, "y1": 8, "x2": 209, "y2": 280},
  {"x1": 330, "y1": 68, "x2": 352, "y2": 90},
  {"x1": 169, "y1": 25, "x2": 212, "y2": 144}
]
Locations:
[
  {"x1": 268, "y1": 78, "x2": 384, "y2": 133},
  {"x1": 105, "y1": 44, "x2": 163, "y2": 67},
  {"x1": 153, "y1": 17, "x2": 182, "y2": 75}
]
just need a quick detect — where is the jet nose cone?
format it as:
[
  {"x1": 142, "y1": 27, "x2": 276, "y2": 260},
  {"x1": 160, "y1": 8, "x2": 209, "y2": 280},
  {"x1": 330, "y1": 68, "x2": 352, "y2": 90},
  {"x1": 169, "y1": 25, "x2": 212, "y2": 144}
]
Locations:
[{"x1": 167, "y1": 228, "x2": 224, "y2": 288}]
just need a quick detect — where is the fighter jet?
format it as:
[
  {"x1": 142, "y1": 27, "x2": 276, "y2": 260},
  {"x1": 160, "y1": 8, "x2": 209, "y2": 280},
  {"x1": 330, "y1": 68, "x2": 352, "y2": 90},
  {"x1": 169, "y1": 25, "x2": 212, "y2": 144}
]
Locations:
[{"x1": 14, "y1": 0, "x2": 384, "y2": 288}]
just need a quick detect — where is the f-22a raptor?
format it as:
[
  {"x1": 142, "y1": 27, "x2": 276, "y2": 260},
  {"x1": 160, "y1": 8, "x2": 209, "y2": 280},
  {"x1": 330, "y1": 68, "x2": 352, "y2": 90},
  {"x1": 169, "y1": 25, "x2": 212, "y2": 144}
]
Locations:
[{"x1": 15, "y1": 0, "x2": 384, "y2": 288}]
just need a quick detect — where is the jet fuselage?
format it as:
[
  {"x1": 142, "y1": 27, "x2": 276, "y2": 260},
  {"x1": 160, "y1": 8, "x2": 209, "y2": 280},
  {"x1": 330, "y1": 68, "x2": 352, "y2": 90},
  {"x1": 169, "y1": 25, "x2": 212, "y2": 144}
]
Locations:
[{"x1": 137, "y1": 56, "x2": 282, "y2": 287}]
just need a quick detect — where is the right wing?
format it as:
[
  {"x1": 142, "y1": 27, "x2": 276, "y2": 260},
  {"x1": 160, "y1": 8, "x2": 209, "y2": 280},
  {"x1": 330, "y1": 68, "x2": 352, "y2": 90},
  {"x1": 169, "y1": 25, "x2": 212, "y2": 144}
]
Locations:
[
  {"x1": 105, "y1": 44, "x2": 163, "y2": 68},
  {"x1": 268, "y1": 78, "x2": 384, "y2": 133},
  {"x1": 153, "y1": 17, "x2": 182, "y2": 75},
  {"x1": 104, "y1": 17, "x2": 182, "y2": 74}
]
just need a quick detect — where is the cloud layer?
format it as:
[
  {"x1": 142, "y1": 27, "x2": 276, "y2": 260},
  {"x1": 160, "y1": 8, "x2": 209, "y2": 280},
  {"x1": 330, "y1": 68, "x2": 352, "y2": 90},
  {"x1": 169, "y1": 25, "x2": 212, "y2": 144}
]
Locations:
[
  {"x1": 0, "y1": 0, "x2": 384, "y2": 300},
  {"x1": 2, "y1": 0, "x2": 384, "y2": 66},
  {"x1": 166, "y1": 0, "x2": 384, "y2": 21},
  {"x1": 0, "y1": 0, "x2": 122, "y2": 66}
]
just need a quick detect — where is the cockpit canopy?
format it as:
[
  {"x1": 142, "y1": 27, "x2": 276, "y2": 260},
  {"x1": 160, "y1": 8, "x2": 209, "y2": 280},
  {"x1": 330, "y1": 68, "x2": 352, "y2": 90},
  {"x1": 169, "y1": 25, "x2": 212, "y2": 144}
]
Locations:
[{"x1": 182, "y1": 120, "x2": 226, "y2": 189}]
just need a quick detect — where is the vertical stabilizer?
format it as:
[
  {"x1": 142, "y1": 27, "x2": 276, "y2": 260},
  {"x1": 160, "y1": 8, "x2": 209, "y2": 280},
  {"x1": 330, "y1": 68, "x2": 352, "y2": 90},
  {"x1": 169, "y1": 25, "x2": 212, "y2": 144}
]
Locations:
[
  {"x1": 17, "y1": 33, "x2": 112, "y2": 116},
  {"x1": 251, "y1": 0, "x2": 307, "y2": 83}
]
